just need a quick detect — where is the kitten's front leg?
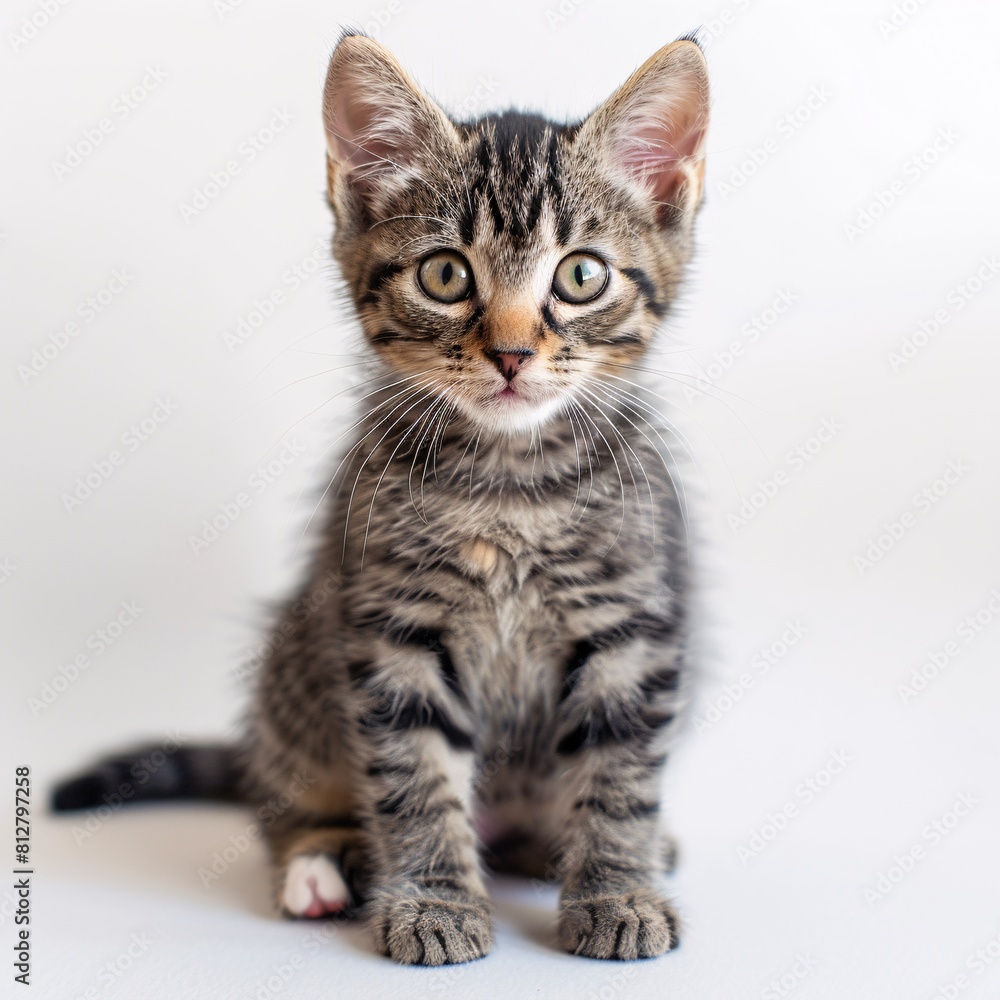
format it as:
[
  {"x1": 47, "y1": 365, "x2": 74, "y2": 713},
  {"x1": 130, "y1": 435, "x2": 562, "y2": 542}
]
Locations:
[
  {"x1": 353, "y1": 665, "x2": 492, "y2": 966},
  {"x1": 554, "y1": 650, "x2": 682, "y2": 960}
]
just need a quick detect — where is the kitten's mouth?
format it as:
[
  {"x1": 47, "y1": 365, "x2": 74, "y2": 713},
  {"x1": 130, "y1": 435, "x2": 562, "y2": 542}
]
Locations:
[
  {"x1": 453, "y1": 379, "x2": 566, "y2": 432},
  {"x1": 492, "y1": 385, "x2": 534, "y2": 407}
]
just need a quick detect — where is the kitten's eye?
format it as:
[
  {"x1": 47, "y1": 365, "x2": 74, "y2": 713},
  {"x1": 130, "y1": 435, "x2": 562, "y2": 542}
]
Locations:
[
  {"x1": 417, "y1": 251, "x2": 473, "y2": 303},
  {"x1": 552, "y1": 252, "x2": 609, "y2": 304}
]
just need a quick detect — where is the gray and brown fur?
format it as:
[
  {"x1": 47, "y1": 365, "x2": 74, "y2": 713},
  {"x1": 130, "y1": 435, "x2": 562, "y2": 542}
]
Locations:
[{"x1": 53, "y1": 32, "x2": 711, "y2": 966}]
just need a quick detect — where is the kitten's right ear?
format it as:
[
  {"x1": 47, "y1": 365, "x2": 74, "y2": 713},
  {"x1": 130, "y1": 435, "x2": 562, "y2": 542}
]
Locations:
[
  {"x1": 323, "y1": 32, "x2": 458, "y2": 219},
  {"x1": 576, "y1": 39, "x2": 710, "y2": 228}
]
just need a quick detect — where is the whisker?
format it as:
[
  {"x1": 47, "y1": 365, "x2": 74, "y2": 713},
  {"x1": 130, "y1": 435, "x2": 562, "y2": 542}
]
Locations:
[
  {"x1": 244, "y1": 319, "x2": 359, "y2": 387},
  {"x1": 406, "y1": 394, "x2": 452, "y2": 522},
  {"x1": 572, "y1": 399, "x2": 627, "y2": 554},
  {"x1": 292, "y1": 373, "x2": 443, "y2": 556},
  {"x1": 589, "y1": 378, "x2": 692, "y2": 532},
  {"x1": 285, "y1": 349, "x2": 370, "y2": 359},
  {"x1": 578, "y1": 387, "x2": 652, "y2": 541},
  {"x1": 421, "y1": 396, "x2": 455, "y2": 509},
  {"x1": 367, "y1": 214, "x2": 450, "y2": 231},
  {"x1": 447, "y1": 415, "x2": 482, "y2": 489},
  {"x1": 564, "y1": 404, "x2": 593, "y2": 517},
  {"x1": 251, "y1": 361, "x2": 375, "y2": 408},
  {"x1": 236, "y1": 366, "x2": 399, "y2": 477},
  {"x1": 467, "y1": 426, "x2": 484, "y2": 500},
  {"x1": 568, "y1": 398, "x2": 599, "y2": 514},
  {"x1": 603, "y1": 358, "x2": 770, "y2": 410},
  {"x1": 281, "y1": 369, "x2": 438, "y2": 540},
  {"x1": 580, "y1": 385, "x2": 657, "y2": 534},
  {"x1": 597, "y1": 368, "x2": 763, "y2": 496},
  {"x1": 338, "y1": 381, "x2": 443, "y2": 559},
  {"x1": 325, "y1": 125, "x2": 452, "y2": 208},
  {"x1": 360, "y1": 381, "x2": 448, "y2": 567}
]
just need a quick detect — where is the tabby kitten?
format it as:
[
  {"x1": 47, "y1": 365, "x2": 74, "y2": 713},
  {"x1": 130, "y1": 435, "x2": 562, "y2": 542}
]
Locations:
[{"x1": 53, "y1": 32, "x2": 710, "y2": 965}]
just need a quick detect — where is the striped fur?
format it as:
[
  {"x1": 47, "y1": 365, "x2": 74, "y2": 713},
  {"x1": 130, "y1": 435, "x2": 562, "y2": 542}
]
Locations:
[{"x1": 238, "y1": 34, "x2": 711, "y2": 965}]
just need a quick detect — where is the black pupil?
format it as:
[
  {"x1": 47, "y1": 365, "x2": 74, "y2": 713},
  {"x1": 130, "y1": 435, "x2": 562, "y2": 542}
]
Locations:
[
  {"x1": 574, "y1": 263, "x2": 585, "y2": 287},
  {"x1": 441, "y1": 261, "x2": 454, "y2": 285}
]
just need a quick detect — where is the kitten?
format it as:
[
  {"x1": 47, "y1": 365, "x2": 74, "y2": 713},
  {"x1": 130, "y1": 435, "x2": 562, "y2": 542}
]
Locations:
[{"x1": 53, "y1": 32, "x2": 710, "y2": 965}]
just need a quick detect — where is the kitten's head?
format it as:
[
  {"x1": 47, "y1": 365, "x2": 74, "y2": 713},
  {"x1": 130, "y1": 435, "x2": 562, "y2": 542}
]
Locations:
[{"x1": 323, "y1": 33, "x2": 709, "y2": 435}]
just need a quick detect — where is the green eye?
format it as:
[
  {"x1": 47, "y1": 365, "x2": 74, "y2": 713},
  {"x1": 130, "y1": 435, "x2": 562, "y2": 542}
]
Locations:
[
  {"x1": 417, "y1": 251, "x2": 473, "y2": 303},
  {"x1": 552, "y1": 252, "x2": 609, "y2": 303}
]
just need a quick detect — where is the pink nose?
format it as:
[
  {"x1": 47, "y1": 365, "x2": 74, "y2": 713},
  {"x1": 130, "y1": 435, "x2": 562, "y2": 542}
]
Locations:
[{"x1": 489, "y1": 349, "x2": 536, "y2": 382}]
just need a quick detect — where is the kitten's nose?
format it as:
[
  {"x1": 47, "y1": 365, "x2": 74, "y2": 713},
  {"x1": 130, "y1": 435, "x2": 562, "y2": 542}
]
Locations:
[{"x1": 488, "y1": 348, "x2": 536, "y2": 382}]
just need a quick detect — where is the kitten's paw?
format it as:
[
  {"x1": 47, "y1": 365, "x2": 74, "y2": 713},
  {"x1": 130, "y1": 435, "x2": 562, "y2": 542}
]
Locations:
[
  {"x1": 280, "y1": 854, "x2": 351, "y2": 918},
  {"x1": 371, "y1": 897, "x2": 494, "y2": 966},
  {"x1": 558, "y1": 890, "x2": 680, "y2": 960}
]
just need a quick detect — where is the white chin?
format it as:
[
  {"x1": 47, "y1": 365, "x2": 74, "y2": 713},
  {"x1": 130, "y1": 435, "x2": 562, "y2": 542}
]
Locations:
[{"x1": 457, "y1": 393, "x2": 567, "y2": 435}]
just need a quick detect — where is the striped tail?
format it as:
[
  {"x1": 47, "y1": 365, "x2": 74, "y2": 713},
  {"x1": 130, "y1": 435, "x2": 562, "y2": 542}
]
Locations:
[{"x1": 51, "y1": 742, "x2": 243, "y2": 812}]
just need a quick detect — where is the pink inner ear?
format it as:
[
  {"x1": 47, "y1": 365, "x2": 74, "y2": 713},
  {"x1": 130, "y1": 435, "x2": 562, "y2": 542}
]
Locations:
[
  {"x1": 619, "y1": 118, "x2": 705, "y2": 205},
  {"x1": 328, "y1": 88, "x2": 398, "y2": 175}
]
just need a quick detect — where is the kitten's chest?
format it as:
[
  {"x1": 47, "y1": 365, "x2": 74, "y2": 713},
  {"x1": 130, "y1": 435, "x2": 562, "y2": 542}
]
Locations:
[
  {"x1": 356, "y1": 436, "x2": 667, "y2": 679},
  {"x1": 416, "y1": 487, "x2": 651, "y2": 678},
  {"x1": 428, "y1": 486, "x2": 592, "y2": 596},
  {"x1": 347, "y1": 456, "x2": 672, "y2": 753}
]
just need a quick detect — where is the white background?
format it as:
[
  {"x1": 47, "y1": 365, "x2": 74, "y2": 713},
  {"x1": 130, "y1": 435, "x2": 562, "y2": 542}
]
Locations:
[{"x1": 3, "y1": 0, "x2": 1000, "y2": 997}]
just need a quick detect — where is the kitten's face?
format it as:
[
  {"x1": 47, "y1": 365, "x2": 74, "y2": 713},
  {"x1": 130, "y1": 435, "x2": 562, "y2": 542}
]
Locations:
[{"x1": 323, "y1": 36, "x2": 709, "y2": 436}]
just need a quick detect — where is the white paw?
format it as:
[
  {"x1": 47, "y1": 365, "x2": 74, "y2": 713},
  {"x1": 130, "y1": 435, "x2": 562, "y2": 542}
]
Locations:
[{"x1": 281, "y1": 854, "x2": 350, "y2": 918}]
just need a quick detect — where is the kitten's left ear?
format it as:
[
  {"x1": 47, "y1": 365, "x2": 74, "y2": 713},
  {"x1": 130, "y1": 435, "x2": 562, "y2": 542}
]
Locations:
[
  {"x1": 577, "y1": 39, "x2": 710, "y2": 226},
  {"x1": 322, "y1": 32, "x2": 460, "y2": 220}
]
